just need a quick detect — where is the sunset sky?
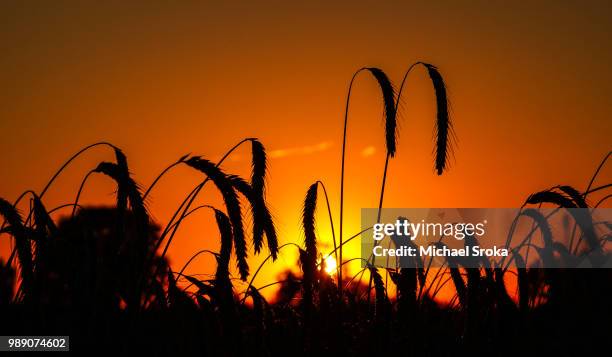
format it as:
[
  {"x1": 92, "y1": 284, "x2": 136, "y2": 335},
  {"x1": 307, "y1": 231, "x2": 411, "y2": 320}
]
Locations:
[{"x1": 1, "y1": 1, "x2": 611, "y2": 300}]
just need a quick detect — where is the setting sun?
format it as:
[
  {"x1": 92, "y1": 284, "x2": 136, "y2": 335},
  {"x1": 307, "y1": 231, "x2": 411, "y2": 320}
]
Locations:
[{"x1": 323, "y1": 255, "x2": 337, "y2": 275}]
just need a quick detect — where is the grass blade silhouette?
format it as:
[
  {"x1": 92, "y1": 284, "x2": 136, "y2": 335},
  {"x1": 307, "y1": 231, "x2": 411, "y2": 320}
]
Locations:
[
  {"x1": 339, "y1": 67, "x2": 397, "y2": 295},
  {"x1": 184, "y1": 157, "x2": 249, "y2": 280},
  {"x1": 0, "y1": 198, "x2": 33, "y2": 301},
  {"x1": 228, "y1": 174, "x2": 279, "y2": 260},
  {"x1": 422, "y1": 63, "x2": 452, "y2": 175}
]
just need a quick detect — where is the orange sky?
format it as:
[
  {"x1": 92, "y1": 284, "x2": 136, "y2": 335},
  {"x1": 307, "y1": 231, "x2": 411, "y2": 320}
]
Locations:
[{"x1": 1, "y1": 1, "x2": 611, "y2": 301}]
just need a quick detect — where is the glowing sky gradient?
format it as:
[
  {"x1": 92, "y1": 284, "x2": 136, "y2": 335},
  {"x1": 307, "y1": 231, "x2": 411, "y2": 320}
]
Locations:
[{"x1": 1, "y1": 1, "x2": 611, "y2": 300}]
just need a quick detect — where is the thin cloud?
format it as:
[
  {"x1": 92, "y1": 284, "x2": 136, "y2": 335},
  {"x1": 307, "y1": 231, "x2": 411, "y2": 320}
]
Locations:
[
  {"x1": 269, "y1": 141, "x2": 332, "y2": 159},
  {"x1": 223, "y1": 141, "x2": 332, "y2": 162},
  {"x1": 361, "y1": 145, "x2": 376, "y2": 158}
]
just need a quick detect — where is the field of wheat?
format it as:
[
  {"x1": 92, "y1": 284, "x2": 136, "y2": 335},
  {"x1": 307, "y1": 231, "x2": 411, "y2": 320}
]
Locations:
[{"x1": 1, "y1": 63, "x2": 610, "y2": 355}]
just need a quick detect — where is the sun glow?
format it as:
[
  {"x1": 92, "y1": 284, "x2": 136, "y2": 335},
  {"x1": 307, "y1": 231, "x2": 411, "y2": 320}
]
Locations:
[{"x1": 323, "y1": 255, "x2": 337, "y2": 275}]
